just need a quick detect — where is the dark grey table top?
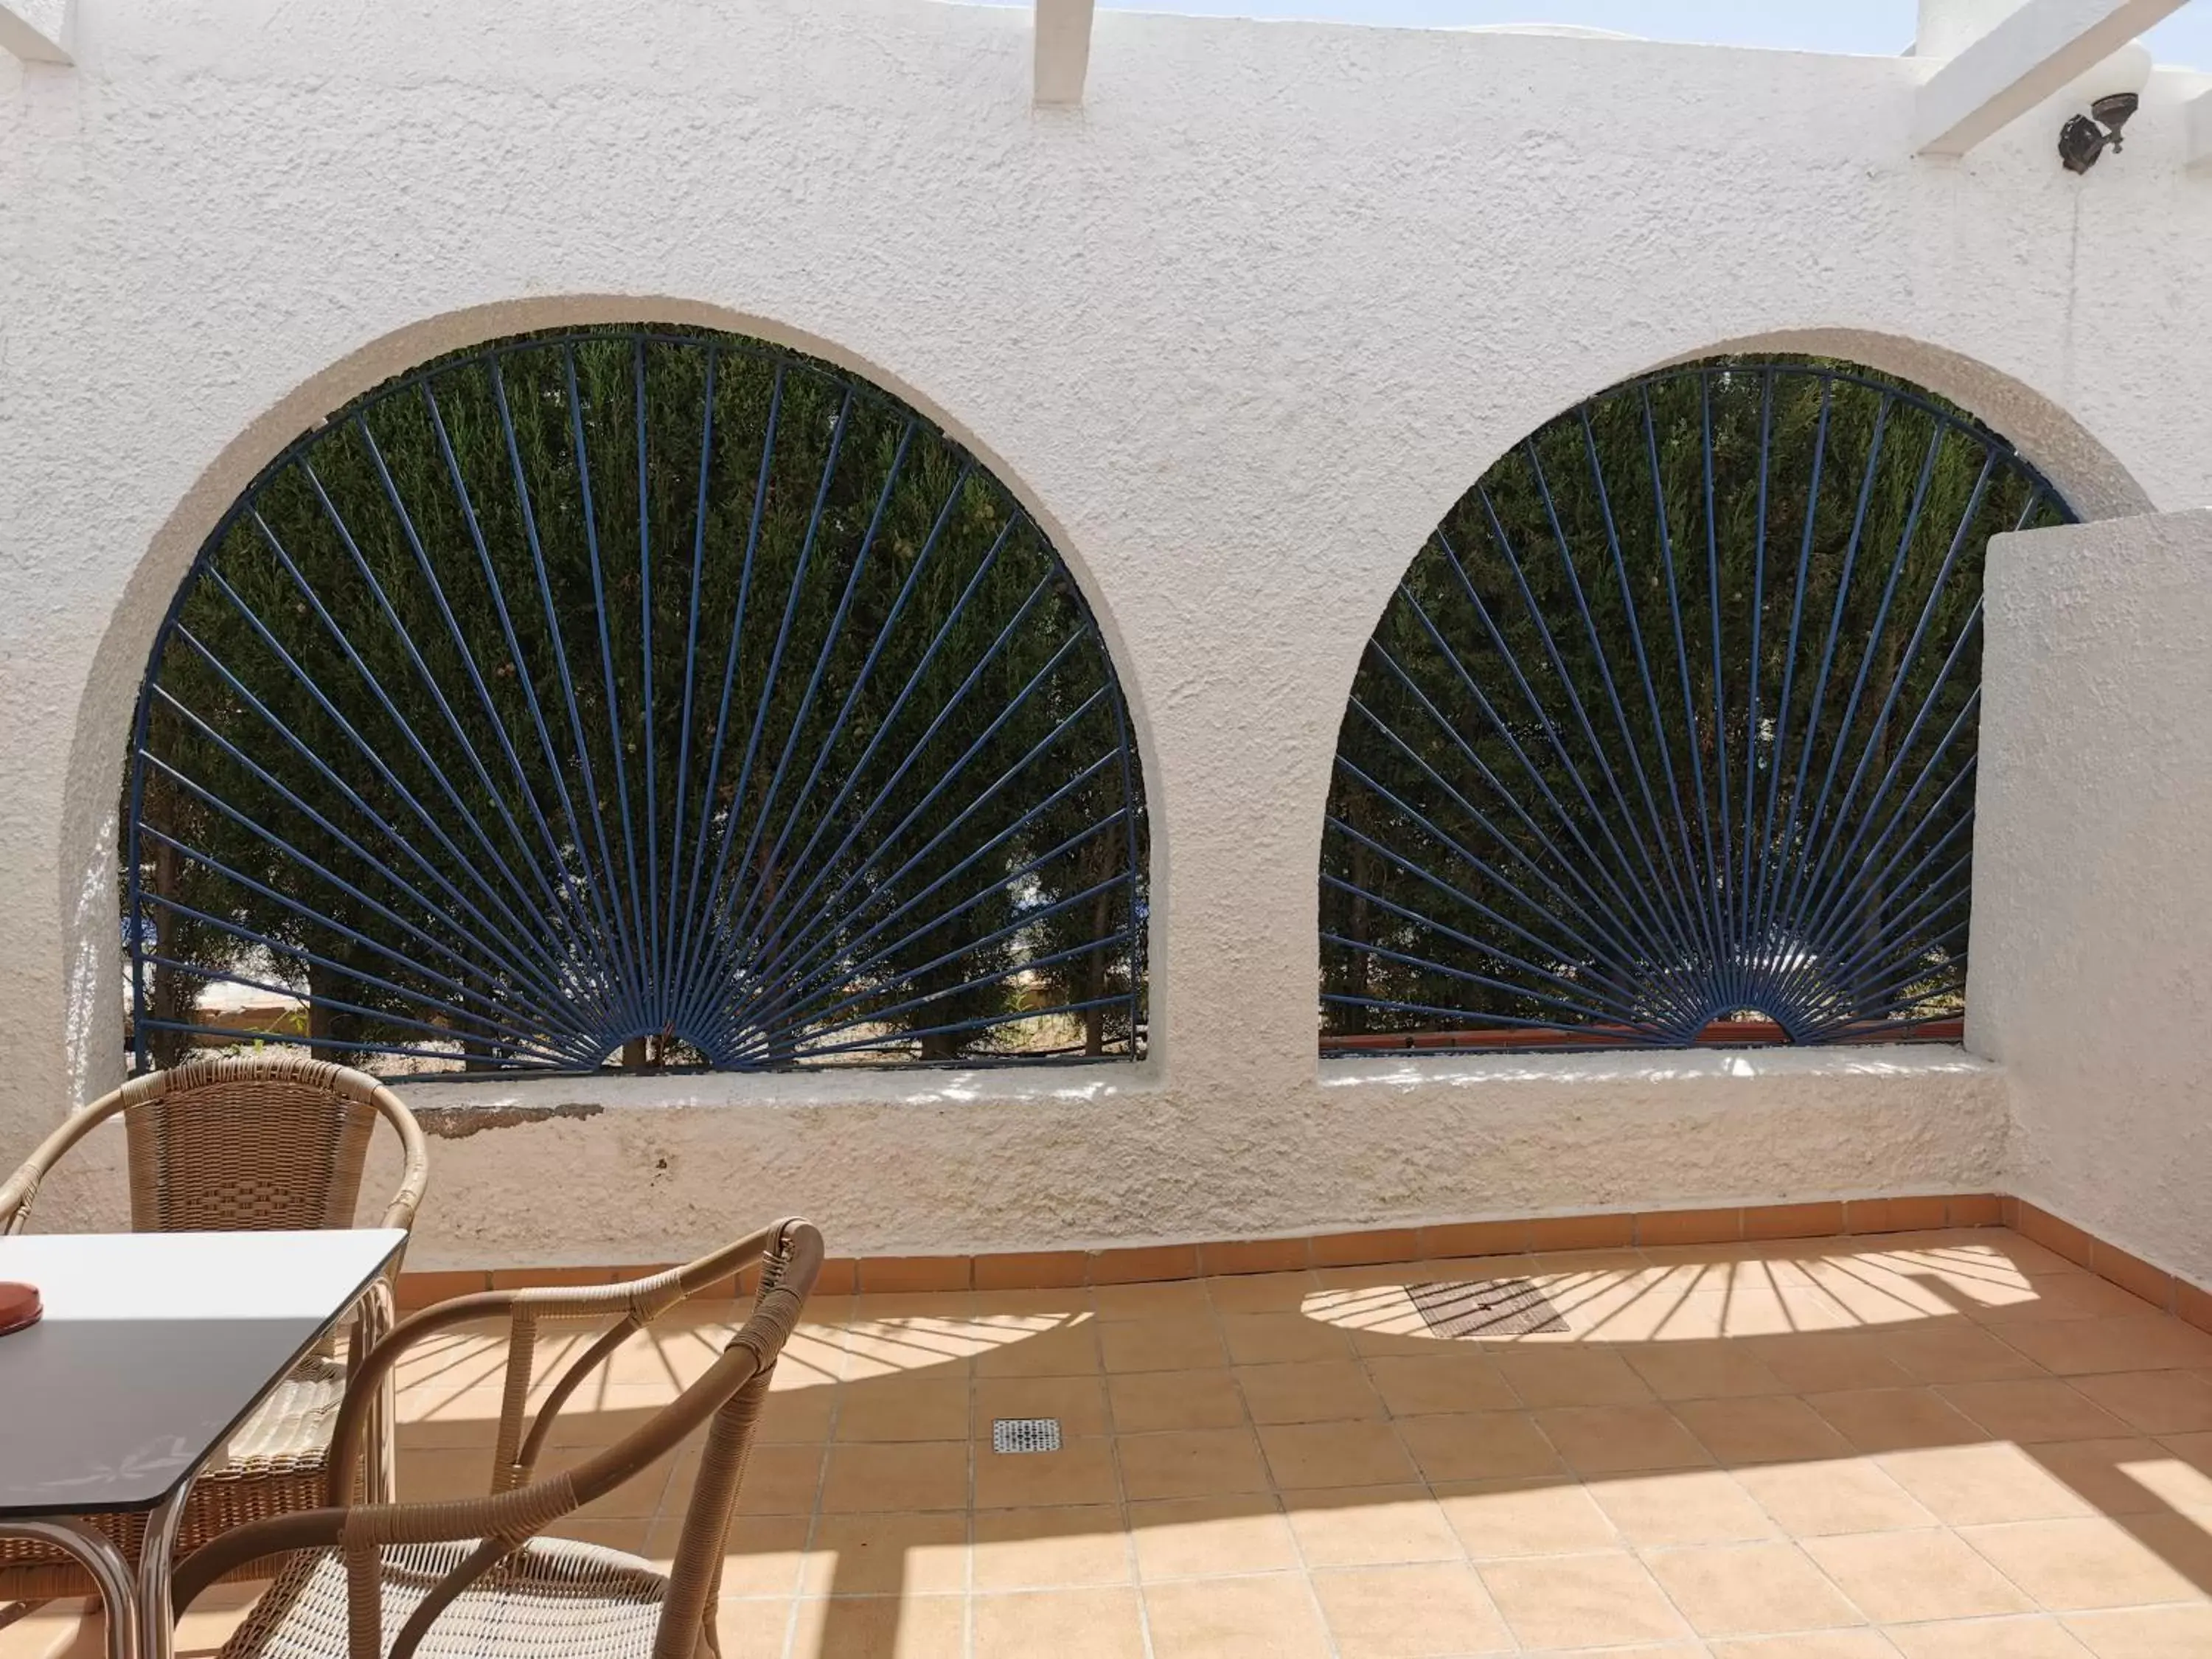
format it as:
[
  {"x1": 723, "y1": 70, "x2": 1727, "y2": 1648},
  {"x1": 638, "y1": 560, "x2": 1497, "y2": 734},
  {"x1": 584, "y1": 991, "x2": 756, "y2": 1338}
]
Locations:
[{"x1": 0, "y1": 1228, "x2": 405, "y2": 1515}]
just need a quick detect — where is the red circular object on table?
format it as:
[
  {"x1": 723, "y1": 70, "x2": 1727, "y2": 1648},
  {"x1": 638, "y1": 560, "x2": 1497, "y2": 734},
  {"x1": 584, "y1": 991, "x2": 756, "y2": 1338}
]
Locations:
[{"x1": 0, "y1": 1281, "x2": 41, "y2": 1337}]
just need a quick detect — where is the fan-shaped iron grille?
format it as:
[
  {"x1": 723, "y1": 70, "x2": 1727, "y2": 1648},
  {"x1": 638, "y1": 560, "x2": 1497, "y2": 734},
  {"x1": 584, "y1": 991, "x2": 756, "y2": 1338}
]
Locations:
[
  {"x1": 1321, "y1": 361, "x2": 2074, "y2": 1054},
  {"x1": 126, "y1": 329, "x2": 1146, "y2": 1075}
]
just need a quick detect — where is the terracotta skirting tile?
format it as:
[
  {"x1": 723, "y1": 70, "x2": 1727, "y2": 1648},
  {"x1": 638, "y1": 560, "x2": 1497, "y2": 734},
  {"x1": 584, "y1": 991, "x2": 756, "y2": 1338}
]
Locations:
[
  {"x1": 2094, "y1": 1242, "x2": 2177, "y2": 1313},
  {"x1": 975, "y1": 1251, "x2": 1089, "y2": 1290},
  {"x1": 1310, "y1": 1228, "x2": 1422, "y2": 1268},
  {"x1": 1420, "y1": 1219, "x2": 1534, "y2": 1258},
  {"x1": 1999, "y1": 1194, "x2": 2022, "y2": 1228},
  {"x1": 1845, "y1": 1196, "x2": 1950, "y2": 1234},
  {"x1": 395, "y1": 1269, "x2": 490, "y2": 1309},
  {"x1": 2176, "y1": 1279, "x2": 2212, "y2": 1336},
  {"x1": 1088, "y1": 1244, "x2": 1202, "y2": 1284},
  {"x1": 1637, "y1": 1208, "x2": 1745, "y2": 1247},
  {"x1": 1947, "y1": 1193, "x2": 2003, "y2": 1228},
  {"x1": 1745, "y1": 1202, "x2": 1847, "y2": 1242},
  {"x1": 856, "y1": 1255, "x2": 971, "y2": 1293},
  {"x1": 1526, "y1": 1214, "x2": 1635, "y2": 1253},
  {"x1": 813, "y1": 1257, "x2": 860, "y2": 1296},
  {"x1": 1200, "y1": 1237, "x2": 1312, "y2": 1276},
  {"x1": 2014, "y1": 1201, "x2": 2096, "y2": 1269}
]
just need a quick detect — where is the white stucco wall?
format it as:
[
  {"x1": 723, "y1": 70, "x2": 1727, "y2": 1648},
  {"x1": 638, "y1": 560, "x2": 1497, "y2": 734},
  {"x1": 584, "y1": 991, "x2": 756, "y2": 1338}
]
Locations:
[
  {"x1": 5, "y1": 0, "x2": 2211, "y2": 1265},
  {"x1": 1970, "y1": 510, "x2": 2212, "y2": 1287}
]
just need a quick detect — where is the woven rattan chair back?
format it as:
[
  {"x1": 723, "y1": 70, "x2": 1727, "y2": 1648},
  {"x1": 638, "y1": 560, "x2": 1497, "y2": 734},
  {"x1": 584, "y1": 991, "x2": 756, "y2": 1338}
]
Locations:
[{"x1": 173, "y1": 1220, "x2": 825, "y2": 1659}]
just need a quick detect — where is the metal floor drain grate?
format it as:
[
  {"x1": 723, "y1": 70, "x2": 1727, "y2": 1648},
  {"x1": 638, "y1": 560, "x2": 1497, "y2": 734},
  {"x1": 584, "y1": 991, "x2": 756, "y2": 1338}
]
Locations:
[
  {"x1": 1408, "y1": 1277, "x2": 1568, "y2": 1338},
  {"x1": 991, "y1": 1417, "x2": 1062, "y2": 1454}
]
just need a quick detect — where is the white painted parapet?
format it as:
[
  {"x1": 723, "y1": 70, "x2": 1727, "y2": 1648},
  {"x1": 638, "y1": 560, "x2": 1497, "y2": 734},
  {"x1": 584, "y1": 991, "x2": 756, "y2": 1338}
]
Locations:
[{"x1": 1971, "y1": 510, "x2": 2212, "y2": 1287}]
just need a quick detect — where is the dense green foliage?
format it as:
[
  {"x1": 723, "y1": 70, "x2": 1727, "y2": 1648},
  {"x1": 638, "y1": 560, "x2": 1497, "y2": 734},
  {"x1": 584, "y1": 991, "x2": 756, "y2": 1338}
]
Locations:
[
  {"x1": 130, "y1": 329, "x2": 1146, "y2": 1073},
  {"x1": 1321, "y1": 359, "x2": 2072, "y2": 1049}
]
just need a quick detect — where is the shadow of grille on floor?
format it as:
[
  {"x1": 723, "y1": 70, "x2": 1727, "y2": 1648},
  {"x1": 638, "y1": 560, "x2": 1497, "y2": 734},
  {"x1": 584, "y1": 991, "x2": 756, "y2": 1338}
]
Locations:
[
  {"x1": 990, "y1": 1419, "x2": 1062, "y2": 1454},
  {"x1": 1408, "y1": 1278, "x2": 1568, "y2": 1338}
]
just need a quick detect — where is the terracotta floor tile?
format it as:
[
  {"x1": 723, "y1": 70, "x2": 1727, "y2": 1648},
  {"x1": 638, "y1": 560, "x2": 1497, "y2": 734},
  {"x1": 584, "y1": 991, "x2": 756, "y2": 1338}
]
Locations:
[
  {"x1": 788, "y1": 1591, "x2": 967, "y2": 1658},
  {"x1": 1258, "y1": 1419, "x2": 1419, "y2": 1488},
  {"x1": 1937, "y1": 1379, "x2": 2132, "y2": 1444},
  {"x1": 1801, "y1": 1528, "x2": 2034, "y2": 1622},
  {"x1": 1098, "y1": 1316, "x2": 1228, "y2": 1374},
  {"x1": 967, "y1": 1318, "x2": 1104, "y2": 1379},
  {"x1": 1534, "y1": 1404, "x2": 1711, "y2": 1475},
  {"x1": 1235, "y1": 1359, "x2": 1386, "y2": 1424},
  {"x1": 1877, "y1": 1442, "x2": 2099, "y2": 1525},
  {"x1": 1625, "y1": 1339, "x2": 1794, "y2": 1400},
  {"x1": 1959, "y1": 1516, "x2": 2212, "y2": 1610},
  {"x1": 1206, "y1": 1270, "x2": 1320, "y2": 1313},
  {"x1": 2000, "y1": 1315, "x2": 2212, "y2": 1376},
  {"x1": 1127, "y1": 1496, "x2": 1303, "y2": 1580},
  {"x1": 1397, "y1": 1410, "x2": 1567, "y2": 1482},
  {"x1": 2063, "y1": 1603, "x2": 2212, "y2": 1657},
  {"x1": 972, "y1": 1585, "x2": 1147, "y2": 1658},
  {"x1": 833, "y1": 1376, "x2": 973, "y2": 1441},
  {"x1": 1478, "y1": 1551, "x2": 1693, "y2": 1649},
  {"x1": 1106, "y1": 1367, "x2": 1248, "y2": 1433},
  {"x1": 1706, "y1": 1632, "x2": 1903, "y2": 1658},
  {"x1": 1090, "y1": 1279, "x2": 1212, "y2": 1321},
  {"x1": 734, "y1": 1441, "x2": 828, "y2": 1514},
  {"x1": 650, "y1": 1513, "x2": 810, "y2": 1596},
  {"x1": 973, "y1": 1433, "x2": 1120, "y2": 1509},
  {"x1": 2035, "y1": 1437, "x2": 2212, "y2": 1514},
  {"x1": 1747, "y1": 1333, "x2": 1916, "y2": 1394},
  {"x1": 1310, "y1": 1561, "x2": 1514, "y2": 1658},
  {"x1": 974, "y1": 1374, "x2": 1110, "y2": 1438},
  {"x1": 1143, "y1": 1571, "x2": 1333, "y2": 1658},
  {"x1": 1221, "y1": 1312, "x2": 1354, "y2": 1365},
  {"x1": 1675, "y1": 1394, "x2": 1857, "y2": 1465},
  {"x1": 1877, "y1": 1324, "x2": 2050, "y2": 1383},
  {"x1": 1968, "y1": 1276, "x2": 2162, "y2": 1326},
  {"x1": 971, "y1": 1504, "x2": 1131, "y2": 1590},
  {"x1": 1642, "y1": 1540, "x2": 1864, "y2": 1638},
  {"x1": 1587, "y1": 1469, "x2": 1779, "y2": 1545},
  {"x1": 800, "y1": 1511, "x2": 969, "y2": 1596},
  {"x1": 1732, "y1": 1458, "x2": 1938, "y2": 1536},
  {"x1": 1433, "y1": 1476, "x2": 1621, "y2": 1559},
  {"x1": 1363, "y1": 1352, "x2": 1520, "y2": 1416},
  {"x1": 1885, "y1": 1615, "x2": 2092, "y2": 1658},
  {"x1": 1117, "y1": 1426, "x2": 1270, "y2": 1501},
  {"x1": 2073, "y1": 1370, "x2": 2212, "y2": 1435},
  {"x1": 1491, "y1": 1347, "x2": 1655, "y2": 1407},
  {"x1": 819, "y1": 1440, "x2": 970, "y2": 1513},
  {"x1": 1806, "y1": 1386, "x2": 1984, "y2": 1453},
  {"x1": 1279, "y1": 1484, "x2": 1462, "y2": 1567}
]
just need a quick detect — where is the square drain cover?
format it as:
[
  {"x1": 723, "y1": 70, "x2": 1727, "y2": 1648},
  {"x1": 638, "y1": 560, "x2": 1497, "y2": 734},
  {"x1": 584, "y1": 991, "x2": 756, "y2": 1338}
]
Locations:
[
  {"x1": 991, "y1": 1417, "x2": 1062, "y2": 1455},
  {"x1": 1408, "y1": 1277, "x2": 1567, "y2": 1338}
]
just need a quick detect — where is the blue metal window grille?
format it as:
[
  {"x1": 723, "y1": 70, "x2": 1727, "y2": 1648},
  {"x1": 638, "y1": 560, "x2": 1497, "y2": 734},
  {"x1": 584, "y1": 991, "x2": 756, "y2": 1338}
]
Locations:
[
  {"x1": 1321, "y1": 360, "x2": 2076, "y2": 1054},
  {"x1": 126, "y1": 327, "x2": 1146, "y2": 1075}
]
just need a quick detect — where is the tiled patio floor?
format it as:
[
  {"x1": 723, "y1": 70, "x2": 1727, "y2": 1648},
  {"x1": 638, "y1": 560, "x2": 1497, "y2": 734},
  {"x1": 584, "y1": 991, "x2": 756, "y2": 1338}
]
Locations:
[{"x1": 13, "y1": 1226, "x2": 2212, "y2": 1656}]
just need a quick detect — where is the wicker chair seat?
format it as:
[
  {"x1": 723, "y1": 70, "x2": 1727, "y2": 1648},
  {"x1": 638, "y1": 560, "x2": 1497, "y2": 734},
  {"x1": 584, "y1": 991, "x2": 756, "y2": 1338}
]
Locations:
[
  {"x1": 0, "y1": 1357, "x2": 349, "y2": 1601},
  {"x1": 219, "y1": 1539, "x2": 668, "y2": 1659}
]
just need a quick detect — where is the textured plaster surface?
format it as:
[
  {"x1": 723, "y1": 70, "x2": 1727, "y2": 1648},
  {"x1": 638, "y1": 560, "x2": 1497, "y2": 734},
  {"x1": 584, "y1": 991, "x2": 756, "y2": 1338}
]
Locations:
[
  {"x1": 1969, "y1": 509, "x2": 2212, "y2": 1286},
  {"x1": 2, "y1": 1, "x2": 2208, "y2": 1263}
]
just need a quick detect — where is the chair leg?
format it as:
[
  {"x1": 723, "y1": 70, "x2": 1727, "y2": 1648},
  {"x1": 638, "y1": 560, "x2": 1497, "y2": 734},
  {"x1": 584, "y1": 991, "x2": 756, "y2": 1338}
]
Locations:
[{"x1": 352, "y1": 1279, "x2": 397, "y2": 1503}]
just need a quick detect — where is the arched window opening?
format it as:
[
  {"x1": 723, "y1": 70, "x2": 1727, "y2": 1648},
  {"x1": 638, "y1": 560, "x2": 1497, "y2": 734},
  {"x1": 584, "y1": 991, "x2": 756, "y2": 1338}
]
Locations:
[
  {"x1": 127, "y1": 327, "x2": 1147, "y2": 1076},
  {"x1": 1321, "y1": 358, "x2": 2071, "y2": 1056}
]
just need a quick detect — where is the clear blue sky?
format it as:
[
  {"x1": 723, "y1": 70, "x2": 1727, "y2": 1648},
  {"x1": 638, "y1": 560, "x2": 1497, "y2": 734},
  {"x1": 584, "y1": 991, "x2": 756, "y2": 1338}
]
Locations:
[{"x1": 978, "y1": 1, "x2": 2212, "y2": 67}]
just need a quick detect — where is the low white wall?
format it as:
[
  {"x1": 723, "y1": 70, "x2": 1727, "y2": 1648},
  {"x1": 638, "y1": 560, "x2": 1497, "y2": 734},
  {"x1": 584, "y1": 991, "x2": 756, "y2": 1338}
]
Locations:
[
  {"x1": 5, "y1": 1, "x2": 2211, "y2": 1265},
  {"x1": 1970, "y1": 509, "x2": 2212, "y2": 1287}
]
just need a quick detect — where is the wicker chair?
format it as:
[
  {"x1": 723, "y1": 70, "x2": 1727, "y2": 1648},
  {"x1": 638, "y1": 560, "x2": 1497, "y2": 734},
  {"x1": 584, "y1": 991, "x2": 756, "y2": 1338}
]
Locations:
[
  {"x1": 170, "y1": 1220, "x2": 824, "y2": 1659},
  {"x1": 0, "y1": 1054, "x2": 430, "y2": 1612}
]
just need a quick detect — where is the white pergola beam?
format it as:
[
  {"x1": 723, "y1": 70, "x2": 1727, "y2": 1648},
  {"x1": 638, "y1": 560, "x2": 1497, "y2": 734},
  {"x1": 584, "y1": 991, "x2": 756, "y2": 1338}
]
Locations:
[
  {"x1": 2190, "y1": 88, "x2": 2212, "y2": 172},
  {"x1": 1913, "y1": 0, "x2": 2184, "y2": 156},
  {"x1": 1034, "y1": 0, "x2": 1095, "y2": 107},
  {"x1": 0, "y1": 0, "x2": 69, "y2": 64}
]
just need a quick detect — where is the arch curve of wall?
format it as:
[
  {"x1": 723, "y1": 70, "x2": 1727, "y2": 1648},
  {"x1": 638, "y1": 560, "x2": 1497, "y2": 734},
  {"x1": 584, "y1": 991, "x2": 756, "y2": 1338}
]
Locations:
[{"x1": 62, "y1": 296, "x2": 1163, "y2": 1095}]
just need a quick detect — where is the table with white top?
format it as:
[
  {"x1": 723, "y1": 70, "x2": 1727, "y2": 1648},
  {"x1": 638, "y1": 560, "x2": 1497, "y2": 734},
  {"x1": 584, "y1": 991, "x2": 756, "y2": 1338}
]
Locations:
[{"x1": 0, "y1": 1228, "x2": 407, "y2": 1659}]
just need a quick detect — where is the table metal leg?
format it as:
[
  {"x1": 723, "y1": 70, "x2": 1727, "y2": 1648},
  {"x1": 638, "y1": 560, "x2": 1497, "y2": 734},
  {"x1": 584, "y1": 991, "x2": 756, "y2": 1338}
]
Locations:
[
  {"x1": 0, "y1": 1520, "x2": 140, "y2": 1659},
  {"x1": 133, "y1": 1485, "x2": 189, "y2": 1659}
]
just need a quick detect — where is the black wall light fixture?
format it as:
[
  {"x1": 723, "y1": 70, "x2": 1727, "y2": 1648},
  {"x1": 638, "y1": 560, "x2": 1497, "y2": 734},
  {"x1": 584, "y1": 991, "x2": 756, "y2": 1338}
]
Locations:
[{"x1": 2060, "y1": 91, "x2": 2140, "y2": 172}]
